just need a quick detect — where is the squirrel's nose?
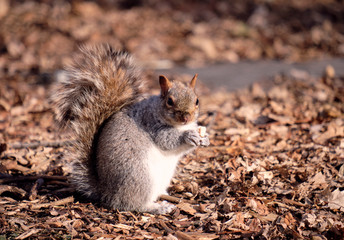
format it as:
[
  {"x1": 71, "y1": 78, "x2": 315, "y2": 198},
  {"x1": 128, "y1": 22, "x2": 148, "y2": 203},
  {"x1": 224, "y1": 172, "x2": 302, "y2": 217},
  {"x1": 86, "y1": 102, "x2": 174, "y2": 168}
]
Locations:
[{"x1": 182, "y1": 113, "x2": 191, "y2": 123}]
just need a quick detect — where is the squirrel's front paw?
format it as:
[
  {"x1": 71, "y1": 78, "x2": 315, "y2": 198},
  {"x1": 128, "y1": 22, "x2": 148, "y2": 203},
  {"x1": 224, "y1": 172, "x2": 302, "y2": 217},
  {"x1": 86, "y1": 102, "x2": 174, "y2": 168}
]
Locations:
[
  {"x1": 184, "y1": 130, "x2": 202, "y2": 146},
  {"x1": 184, "y1": 129, "x2": 210, "y2": 147},
  {"x1": 200, "y1": 135, "x2": 210, "y2": 147}
]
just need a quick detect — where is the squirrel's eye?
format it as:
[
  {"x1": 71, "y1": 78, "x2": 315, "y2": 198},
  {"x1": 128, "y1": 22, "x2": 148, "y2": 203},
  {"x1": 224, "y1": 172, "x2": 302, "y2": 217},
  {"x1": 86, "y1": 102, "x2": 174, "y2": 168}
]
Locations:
[
  {"x1": 167, "y1": 97, "x2": 174, "y2": 107},
  {"x1": 196, "y1": 98, "x2": 199, "y2": 106}
]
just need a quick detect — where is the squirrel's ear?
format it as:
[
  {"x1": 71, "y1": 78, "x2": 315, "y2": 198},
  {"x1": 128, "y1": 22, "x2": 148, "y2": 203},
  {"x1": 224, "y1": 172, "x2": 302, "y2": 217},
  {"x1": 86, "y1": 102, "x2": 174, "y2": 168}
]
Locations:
[
  {"x1": 189, "y1": 74, "x2": 198, "y2": 89},
  {"x1": 159, "y1": 75, "x2": 172, "y2": 97}
]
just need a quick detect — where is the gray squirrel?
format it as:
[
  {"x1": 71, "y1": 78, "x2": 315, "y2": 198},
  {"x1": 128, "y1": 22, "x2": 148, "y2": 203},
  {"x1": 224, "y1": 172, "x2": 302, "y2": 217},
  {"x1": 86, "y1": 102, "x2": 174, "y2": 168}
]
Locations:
[{"x1": 52, "y1": 44, "x2": 209, "y2": 214}]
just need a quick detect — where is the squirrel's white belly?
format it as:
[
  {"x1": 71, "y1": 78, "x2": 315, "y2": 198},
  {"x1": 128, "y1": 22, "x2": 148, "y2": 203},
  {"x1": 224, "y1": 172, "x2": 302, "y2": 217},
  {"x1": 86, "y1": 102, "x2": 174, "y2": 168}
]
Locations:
[{"x1": 146, "y1": 145, "x2": 182, "y2": 202}]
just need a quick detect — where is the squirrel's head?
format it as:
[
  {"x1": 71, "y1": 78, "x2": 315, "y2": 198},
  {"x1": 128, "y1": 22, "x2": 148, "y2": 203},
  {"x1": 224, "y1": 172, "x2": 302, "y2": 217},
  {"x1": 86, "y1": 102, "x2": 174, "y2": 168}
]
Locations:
[{"x1": 159, "y1": 74, "x2": 199, "y2": 126}]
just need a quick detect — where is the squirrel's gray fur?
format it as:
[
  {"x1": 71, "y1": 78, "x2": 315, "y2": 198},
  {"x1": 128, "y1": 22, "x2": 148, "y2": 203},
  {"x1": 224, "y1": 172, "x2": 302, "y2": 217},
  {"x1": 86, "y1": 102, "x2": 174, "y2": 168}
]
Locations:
[{"x1": 52, "y1": 44, "x2": 209, "y2": 214}]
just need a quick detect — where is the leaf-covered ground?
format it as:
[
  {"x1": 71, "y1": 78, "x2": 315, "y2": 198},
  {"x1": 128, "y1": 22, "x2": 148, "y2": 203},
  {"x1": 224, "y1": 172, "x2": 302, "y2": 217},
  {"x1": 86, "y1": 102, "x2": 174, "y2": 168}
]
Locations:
[
  {"x1": 1, "y1": 1, "x2": 344, "y2": 239},
  {"x1": 1, "y1": 65, "x2": 343, "y2": 240}
]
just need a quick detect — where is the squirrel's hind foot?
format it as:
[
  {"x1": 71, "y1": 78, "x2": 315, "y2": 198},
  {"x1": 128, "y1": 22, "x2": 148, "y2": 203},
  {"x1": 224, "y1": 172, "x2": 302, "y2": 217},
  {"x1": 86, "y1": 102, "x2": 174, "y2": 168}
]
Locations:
[{"x1": 144, "y1": 201, "x2": 176, "y2": 215}]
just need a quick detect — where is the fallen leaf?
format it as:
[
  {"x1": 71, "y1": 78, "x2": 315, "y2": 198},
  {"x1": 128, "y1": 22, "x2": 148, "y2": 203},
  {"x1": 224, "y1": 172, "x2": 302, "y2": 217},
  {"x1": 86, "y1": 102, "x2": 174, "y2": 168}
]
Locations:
[
  {"x1": 309, "y1": 172, "x2": 328, "y2": 189},
  {"x1": 0, "y1": 185, "x2": 26, "y2": 198},
  {"x1": 326, "y1": 189, "x2": 344, "y2": 211},
  {"x1": 177, "y1": 202, "x2": 197, "y2": 215}
]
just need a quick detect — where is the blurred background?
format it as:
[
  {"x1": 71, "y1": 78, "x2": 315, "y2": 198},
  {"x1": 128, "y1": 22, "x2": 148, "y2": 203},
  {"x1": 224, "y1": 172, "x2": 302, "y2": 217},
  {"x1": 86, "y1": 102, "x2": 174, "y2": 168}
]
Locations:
[
  {"x1": 0, "y1": 0, "x2": 343, "y2": 88},
  {"x1": 1, "y1": 2, "x2": 344, "y2": 238}
]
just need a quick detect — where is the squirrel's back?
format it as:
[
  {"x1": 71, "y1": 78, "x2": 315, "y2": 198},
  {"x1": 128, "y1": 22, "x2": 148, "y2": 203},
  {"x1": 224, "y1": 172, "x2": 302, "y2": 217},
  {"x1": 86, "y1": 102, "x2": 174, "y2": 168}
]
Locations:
[{"x1": 51, "y1": 44, "x2": 145, "y2": 198}]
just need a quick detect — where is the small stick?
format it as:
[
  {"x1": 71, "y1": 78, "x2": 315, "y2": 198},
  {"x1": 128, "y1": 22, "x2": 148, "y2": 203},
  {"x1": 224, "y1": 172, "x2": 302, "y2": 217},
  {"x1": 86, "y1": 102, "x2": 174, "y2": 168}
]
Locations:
[
  {"x1": 28, "y1": 178, "x2": 45, "y2": 200},
  {"x1": 51, "y1": 187, "x2": 75, "y2": 194},
  {"x1": 159, "y1": 194, "x2": 197, "y2": 204},
  {"x1": 46, "y1": 181, "x2": 70, "y2": 186},
  {"x1": 282, "y1": 198, "x2": 308, "y2": 208},
  {"x1": 9, "y1": 140, "x2": 73, "y2": 149},
  {"x1": 175, "y1": 231, "x2": 196, "y2": 240},
  {"x1": 31, "y1": 196, "x2": 74, "y2": 210},
  {"x1": 159, "y1": 194, "x2": 181, "y2": 203},
  {"x1": 15, "y1": 229, "x2": 41, "y2": 240},
  {"x1": 159, "y1": 220, "x2": 174, "y2": 234},
  {"x1": 0, "y1": 175, "x2": 67, "y2": 184}
]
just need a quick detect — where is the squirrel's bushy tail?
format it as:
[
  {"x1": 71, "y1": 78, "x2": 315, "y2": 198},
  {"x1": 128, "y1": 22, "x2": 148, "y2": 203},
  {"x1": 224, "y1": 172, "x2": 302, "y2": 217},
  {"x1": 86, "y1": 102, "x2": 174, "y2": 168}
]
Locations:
[{"x1": 51, "y1": 44, "x2": 145, "y2": 198}]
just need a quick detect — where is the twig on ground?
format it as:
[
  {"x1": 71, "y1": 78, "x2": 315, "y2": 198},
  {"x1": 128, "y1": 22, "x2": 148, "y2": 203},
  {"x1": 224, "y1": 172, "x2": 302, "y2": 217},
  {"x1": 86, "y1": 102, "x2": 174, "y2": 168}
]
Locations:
[
  {"x1": 159, "y1": 220, "x2": 174, "y2": 234},
  {"x1": 0, "y1": 175, "x2": 67, "y2": 184},
  {"x1": 51, "y1": 187, "x2": 75, "y2": 195},
  {"x1": 175, "y1": 231, "x2": 196, "y2": 240},
  {"x1": 159, "y1": 194, "x2": 182, "y2": 203},
  {"x1": 31, "y1": 196, "x2": 74, "y2": 209},
  {"x1": 15, "y1": 229, "x2": 41, "y2": 240},
  {"x1": 9, "y1": 140, "x2": 73, "y2": 149},
  {"x1": 282, "y1": 198, "x2": 308, "y2": 208},
  {"x1": 28, "y1": 178, "x2": 45, "y2": 200}
]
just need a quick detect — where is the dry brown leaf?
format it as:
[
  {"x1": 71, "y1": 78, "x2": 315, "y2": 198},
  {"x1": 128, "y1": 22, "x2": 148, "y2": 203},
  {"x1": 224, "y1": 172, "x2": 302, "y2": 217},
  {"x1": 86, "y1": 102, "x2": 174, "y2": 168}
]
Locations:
[
  {"x1": 0, "y1": 185, "x2": 26, "y2": 198},
  {"x1": 309, "y1": 172, "x2": 328, "y2": 189},
  {"x1": 326, "y1": 189, "x2": 344, "y2": 211},
  {"x1": 177, "y1": 202, "x2": 197, "y2": 215},
  {"x1": 247, "y1": 198, "x2": 269, "y2": 216},
  {"x1": 313, "y1": 120, "x2": 344, "y2": 144}
]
